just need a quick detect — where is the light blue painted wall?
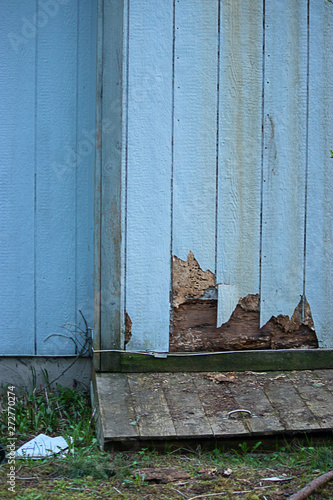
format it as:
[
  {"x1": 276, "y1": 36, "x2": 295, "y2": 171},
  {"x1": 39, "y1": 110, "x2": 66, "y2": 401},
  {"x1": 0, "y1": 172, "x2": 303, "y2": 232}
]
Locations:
[
  {"x1": 0, "y1": 0, "x2": 96, "y2": 355},
  {"x1": 120, "y1": 0, "x2": 333, "y2": 351},
  {"x1": 2, "y1": 0, "x2": 333, "y2": 355}
]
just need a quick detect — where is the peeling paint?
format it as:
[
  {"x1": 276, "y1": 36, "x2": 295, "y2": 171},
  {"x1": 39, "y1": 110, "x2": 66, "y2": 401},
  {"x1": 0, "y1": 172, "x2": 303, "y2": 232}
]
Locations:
[
  {"x1": 172, "y1": 252, "x2": 215, "y2": 308},
  {"x1": 125, "y1": 312, "x2": 132, "y2": 347}
]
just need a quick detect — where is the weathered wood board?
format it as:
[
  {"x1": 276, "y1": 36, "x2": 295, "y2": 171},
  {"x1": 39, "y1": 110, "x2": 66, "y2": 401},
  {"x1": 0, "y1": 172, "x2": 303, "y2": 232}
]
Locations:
[
  {"x1": 99, "y1": 349, "x2": 333, "y2": 374},
  {"x1": 93, "y1": 370, "x2": 333, "y2": 449}
]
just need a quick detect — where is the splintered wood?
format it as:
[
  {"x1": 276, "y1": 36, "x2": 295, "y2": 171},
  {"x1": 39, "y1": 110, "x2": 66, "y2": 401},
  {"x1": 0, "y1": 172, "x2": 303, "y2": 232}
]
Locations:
[{"x1": 94, "y1": 370, "x2": 333, "y2": 447}]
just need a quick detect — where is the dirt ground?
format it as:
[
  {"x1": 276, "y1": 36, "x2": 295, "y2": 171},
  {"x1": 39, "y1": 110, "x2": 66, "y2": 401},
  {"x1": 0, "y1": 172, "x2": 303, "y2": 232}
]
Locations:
[{"x1": 1, "y1": 444, "x2": 333, "y2": 499}]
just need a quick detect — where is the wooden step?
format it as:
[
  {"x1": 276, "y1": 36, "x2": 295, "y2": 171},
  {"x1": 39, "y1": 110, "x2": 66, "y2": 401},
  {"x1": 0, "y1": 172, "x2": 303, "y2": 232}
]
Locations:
[{"x1": 92, "y1": 369, "x2": 333, "y2": 450}]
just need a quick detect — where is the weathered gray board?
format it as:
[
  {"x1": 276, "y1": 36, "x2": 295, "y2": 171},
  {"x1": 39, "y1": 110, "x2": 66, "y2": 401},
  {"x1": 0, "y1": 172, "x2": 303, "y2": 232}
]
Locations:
[{"x1": 92, "y1": 369, "x2": 333, "y2": 449}]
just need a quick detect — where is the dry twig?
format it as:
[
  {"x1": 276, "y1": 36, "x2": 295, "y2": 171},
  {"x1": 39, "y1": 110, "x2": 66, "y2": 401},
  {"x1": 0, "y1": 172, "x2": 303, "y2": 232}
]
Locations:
[{"x1": 288, "y1": 469, "x2": 333, "y2": 500}]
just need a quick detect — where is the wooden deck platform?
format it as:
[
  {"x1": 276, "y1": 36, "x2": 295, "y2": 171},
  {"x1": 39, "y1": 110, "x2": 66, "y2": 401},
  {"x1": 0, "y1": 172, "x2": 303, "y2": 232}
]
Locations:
[{"x1": 92, "y1": 370, "x2": 333, "y2": 450}]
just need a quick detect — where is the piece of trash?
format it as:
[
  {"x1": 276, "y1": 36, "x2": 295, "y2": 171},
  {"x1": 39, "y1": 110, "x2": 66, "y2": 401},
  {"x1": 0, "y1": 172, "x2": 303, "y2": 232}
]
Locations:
[
  {"x1": 261, "y1": 476, "x2": 293, "y2": 482},
  {"x1": 15, "y1": 434, "x2": 69, "y2": 459},
  {"x1": 222, "y1": 409, "x2": 258, "y2": 420},
  {"x1": 223, "y1": 468, "x2": 233, "y2": 476}
]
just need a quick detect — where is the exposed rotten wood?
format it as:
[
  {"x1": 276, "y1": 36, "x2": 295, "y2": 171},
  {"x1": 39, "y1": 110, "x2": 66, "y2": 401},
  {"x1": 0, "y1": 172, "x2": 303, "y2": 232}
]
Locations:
[
  {"x1": 170, "y1": 299, "x2": 318, "y2": 352},
  {"x1": 125, "y1": 312, "x2": 132, "y2": 346},
  {"x1": 172, "y1": 252, "x2": 215, "y2": 308}
]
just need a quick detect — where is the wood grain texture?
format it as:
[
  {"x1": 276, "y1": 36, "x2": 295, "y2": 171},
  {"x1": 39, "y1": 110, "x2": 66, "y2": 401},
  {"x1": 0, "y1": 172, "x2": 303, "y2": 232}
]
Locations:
[
  {"x1": 127, "y1": 374, "x2": 176, "y2": 437},
  {"x1": 260, "y1": 0, "x2": 308, "y2": 327},
  {"x1": 264, "y1": 376, "x2": 320, "y2": 432},
  {"x1": 0, "y1": 2, "x2": 36, "y2": 354},
  {"x1": 192, "y1": 375, "x2": 248, "y2": 437},
  {"x1": 172, "y1": 0, "x2": 218, "y2": 272},
  {"x1": 216, "y1": 0, "x2": 263, "y2": 326},
  {"x1": 162, "y1": 373, "x2": 213, "y2": 437},
  {"x1": 288, "y1": 371, "x2": 333, "y2": 429},
  {"x1": 99, "y1": 0, "x2": 125, "y2": 362},
  {"x1": 305, "y1": 0, "x2": 333, "y2": 347},
  {"x1": 96, "y1": 373, "x2": 138, "y2": 439},
  {"x1": 97, "y1": 371, "x2": 333, "y2": 448},
  {"x1": 227, "y1": 373, "x2": 284, "y2": 434},
  {"x1": 125, "y1": 0, "x2": 173, "y2": 352}
]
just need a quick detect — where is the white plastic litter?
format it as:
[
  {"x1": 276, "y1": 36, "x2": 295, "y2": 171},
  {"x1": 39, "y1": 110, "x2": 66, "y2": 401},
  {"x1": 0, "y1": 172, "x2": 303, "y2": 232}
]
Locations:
[{"x1": 15, "y1": 434, "x2": 69, "y2": 459}]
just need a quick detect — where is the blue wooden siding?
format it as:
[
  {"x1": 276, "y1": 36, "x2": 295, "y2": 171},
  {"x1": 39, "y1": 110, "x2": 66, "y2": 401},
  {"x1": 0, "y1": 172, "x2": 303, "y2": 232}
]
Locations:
[
  {"x1": 0, "y1": 1, "x2": 96, "y2": 355},
  {"x1": 306, "y1": 0, "x2": 333, "y2": 347},
  {"x1": 118, "y1": 0, "x2": 333, "y2": 351},
  {"x1": 2, "y1": 0, "x2": 333, "y2": 356},
  {"x1": 216, "y1": 0, "x2": 262, "y2": 326},
  {"x1": 125, "y1": 0, "x2": 173, "y2": 352},
  {"x1": 172, "y1": 0, "x2": 218, "y2": 273},
  {"x1": 260, "y1": 0, "x2": 308, "y2": 327}
]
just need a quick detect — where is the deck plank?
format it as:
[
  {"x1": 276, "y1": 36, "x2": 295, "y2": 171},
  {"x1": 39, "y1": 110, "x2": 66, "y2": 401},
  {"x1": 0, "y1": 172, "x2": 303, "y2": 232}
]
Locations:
[
  {"x1": 263, "y1": 374, "x2": 321, "y2": 432},
  {"x1": 127, "y1": 374, "x2": 176, "y2": 438},
  {"x1": 288, "y1": 371, "x2": 333, "y2": 429},
  {"x1": 192, "y1": 374, "x2": 248, "y2": 437},
  {"x1": 95, "y1": 373, "x2": 138, "y2": 439},
  {"x1": 227, "y1": 373, "x2": 285, "y2": 435},
  {"x1": 162, "y1": 373, "x2": 213, "y2": 437},
  {"x1": 95, "y1": 370, "x2": 333, "y2": 447}
]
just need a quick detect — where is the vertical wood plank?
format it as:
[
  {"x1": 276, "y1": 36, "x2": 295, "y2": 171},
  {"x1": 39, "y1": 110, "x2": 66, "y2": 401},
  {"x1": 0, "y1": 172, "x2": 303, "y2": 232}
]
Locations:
[
  {"x1": 94, "y1": 0, "x2": 104, "y2": 370},
  {"x1": 0, "y1": 2, "x2": 35, "y2": 354},
  {"x1": 98, "y1": 0, "x2": 125, "y2": 364},
  {"x1": 172, "y1": 0, "x2": 218, "y2": 272},
  {"x1": 260, "y1": 0, "x2": 308, "y2": 327},
  {"x1": 76, "y1": 0, "x2": 96, "y2": 347},
  {"x1": 36, "y1": 1, "x2": 78, "y2": 355},
  {"x1": 125, "y1": 0, "x2": 173, "y2": 352},
  {"x1": 216, "y1": 0, "x2": 263, "y2": 326},
  {"x1": 306, "y1": 0, "x2": 333, "y2": 347}
]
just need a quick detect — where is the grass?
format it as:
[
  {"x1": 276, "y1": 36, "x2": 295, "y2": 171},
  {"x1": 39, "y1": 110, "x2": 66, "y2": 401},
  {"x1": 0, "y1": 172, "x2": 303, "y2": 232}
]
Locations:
[{"x1": 0, "y1": 376, "x2": 333, "y2": 499}]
